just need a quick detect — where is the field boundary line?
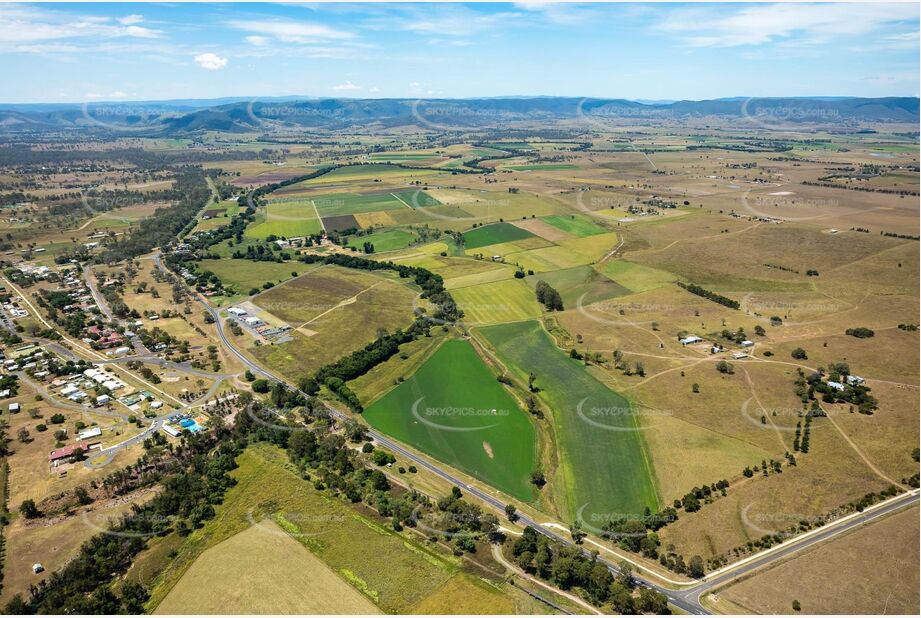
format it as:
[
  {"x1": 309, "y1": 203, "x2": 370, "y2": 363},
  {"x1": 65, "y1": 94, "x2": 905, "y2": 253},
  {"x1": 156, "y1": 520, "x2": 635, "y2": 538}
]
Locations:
[
  {"x1": 310, "y1": 199, "x2": 326, "y2": 231},
  {"x1": 390, "y1": 192, "x2": 414, "y2": 209}
]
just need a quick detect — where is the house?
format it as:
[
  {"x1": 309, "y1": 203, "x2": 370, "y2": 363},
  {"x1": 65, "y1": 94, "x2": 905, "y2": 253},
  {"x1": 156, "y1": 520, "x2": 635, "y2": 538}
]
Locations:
[
  {"x1": 150, "y1": 400, "x2": 163, "y2": 409},
  {"x1": 49, "y1": 442, "x2": 91, "y2": 463},
  {"x1": 95, "y1": 394, "x2": 111, "y2": 406},
  {"x1": 113, "y1": 346, "x2": 132, "y2": 356},
  {"x1": 826, "y1": 380, "x2": 846, "y2": 391},
  {"x1": 78, "y1": 426, "x2": 102, "y2": 440},
  {"x1": 680, "y1": 335, "x2": 703, "y2": 345},
  {"x1": 846, "y1": 375, "x2": 865, "y2": 386},
  {"x1": 740, "y1": 340, "x2": 754, "y2": 347},
  {"x1": 103, "y1": 379, "x2": 123, "y2": 391}
]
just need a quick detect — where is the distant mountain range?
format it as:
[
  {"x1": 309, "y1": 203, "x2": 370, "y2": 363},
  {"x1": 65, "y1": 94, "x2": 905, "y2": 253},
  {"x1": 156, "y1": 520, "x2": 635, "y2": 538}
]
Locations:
[{"x1": 0, "y1": 96, "x2": 917, "y2": 134}]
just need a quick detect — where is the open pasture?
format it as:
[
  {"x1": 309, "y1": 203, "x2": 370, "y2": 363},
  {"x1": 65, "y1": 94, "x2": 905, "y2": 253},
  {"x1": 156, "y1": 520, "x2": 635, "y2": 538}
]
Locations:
[
  {"x1": 363, "y1": 339, "x2": 538, "y2": 501},
  {"x1": 721, "y1": 504, "x2": 919, "y2": 615}
]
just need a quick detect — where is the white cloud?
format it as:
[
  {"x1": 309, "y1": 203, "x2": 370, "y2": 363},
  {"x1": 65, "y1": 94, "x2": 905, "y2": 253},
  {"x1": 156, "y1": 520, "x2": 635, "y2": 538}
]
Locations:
[
  {"x1": 227, "y1": 19, "x2": 354, "y2": 44},
  {"x1": 0, "y1": 4, "x2": 162, "y2": 47},
  {"x1": 332, "y1": 80, "x2": 361, "y2": 91},
  {"x1": 245, "y1": 35, "x2": 270, "y2": 46},
  {"x1": 657, "y1": 3, "x2": 920, "y2": 48},
  {"x1": 117, "y1": 15, "x2": 144, "y2": 26},
  {"x1": 194, "y1": 52, "x2": 228, "y2": 70},
  {"x1": 368, "y1": 86, "x2": 380, "y2": 93}
]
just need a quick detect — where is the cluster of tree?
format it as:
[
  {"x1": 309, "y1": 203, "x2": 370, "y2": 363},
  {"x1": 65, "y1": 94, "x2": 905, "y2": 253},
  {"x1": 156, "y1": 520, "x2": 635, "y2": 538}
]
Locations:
[
  {"x1": 99, "y1": 167, "x2": 212, "y2": 263},
  {"x1": 676, "y1": 282, "x2": 739, "y2": 310},
  {"x1": 844, "y1": 327, "x2": 874, "y2": 338},
  {"x1": 881, "y1": 231, "x2": 920, "y2": 240},
  {"x1": 6, "y1": 430, "x2": 239, "y2": 613},
  {"x1": 535, "y1": 280, "x2": 564, "y2": 311},
  {"x1": 511, "y1": 527, "x2": 670, "y2": 613}
]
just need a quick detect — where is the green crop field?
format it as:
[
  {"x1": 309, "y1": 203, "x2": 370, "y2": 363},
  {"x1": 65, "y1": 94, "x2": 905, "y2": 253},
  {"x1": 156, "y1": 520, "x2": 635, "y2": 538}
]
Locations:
[
  {"x1": 346, "y1": 229, "x2": 417, "y2": 253},
  {"x1": 463, "y1": 222, "x2": 536, "y2": 249},
  {"x1": 477, "y1": 321, "x2": 659, "y2": 521},
  {"x1": 363, "y1": 339, "x2": 538, "y2": 501},
  {"x1": 451, "y1": 278, "x2": 542, "y2": 324},
  {"x1": 541, "y1": 214, "x2": 608, "y2": 237}
]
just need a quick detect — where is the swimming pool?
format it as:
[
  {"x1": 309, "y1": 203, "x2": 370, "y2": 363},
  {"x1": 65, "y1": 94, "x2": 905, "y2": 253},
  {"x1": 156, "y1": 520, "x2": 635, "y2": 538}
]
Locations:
[{"x1": 179, "y1": 418, "x2": 202, "y2": 433}]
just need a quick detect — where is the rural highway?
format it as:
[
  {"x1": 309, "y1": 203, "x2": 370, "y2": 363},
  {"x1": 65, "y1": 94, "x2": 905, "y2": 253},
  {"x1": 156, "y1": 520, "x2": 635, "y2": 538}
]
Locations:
[{"x1": 155, "y1": 230, "x2": 919, "y2": 615}]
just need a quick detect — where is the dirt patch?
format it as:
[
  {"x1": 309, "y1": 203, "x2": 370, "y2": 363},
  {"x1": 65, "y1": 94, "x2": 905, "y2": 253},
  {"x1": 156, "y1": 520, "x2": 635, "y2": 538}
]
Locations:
[{"x1": 482, "y1": 441, "x2": 494, "y2": 459}]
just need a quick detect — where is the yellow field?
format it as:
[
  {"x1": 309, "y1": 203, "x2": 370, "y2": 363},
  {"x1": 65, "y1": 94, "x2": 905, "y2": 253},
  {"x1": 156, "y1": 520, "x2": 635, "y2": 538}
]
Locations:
[{"x1": 155, "y1": 520, "x2": 381, "y2": 615}]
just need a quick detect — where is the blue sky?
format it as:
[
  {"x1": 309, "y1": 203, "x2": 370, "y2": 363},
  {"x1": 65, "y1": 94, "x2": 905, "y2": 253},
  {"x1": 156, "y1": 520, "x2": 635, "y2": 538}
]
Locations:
[{"x1": 1, "y1": 2, "x2": 918, "y2": 103}]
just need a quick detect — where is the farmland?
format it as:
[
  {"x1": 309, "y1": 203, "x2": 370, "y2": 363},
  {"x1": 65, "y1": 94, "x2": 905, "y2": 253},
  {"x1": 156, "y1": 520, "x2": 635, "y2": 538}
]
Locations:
[
  {"x1": 0, "y1": 86, "x2": 917, "y2": 616},
  {"x1": 363, "y1": 339, "x2": 538, "y2": 501},
  {"x1": 477, "y1": 320, "x2": 660, "y2": 521}
]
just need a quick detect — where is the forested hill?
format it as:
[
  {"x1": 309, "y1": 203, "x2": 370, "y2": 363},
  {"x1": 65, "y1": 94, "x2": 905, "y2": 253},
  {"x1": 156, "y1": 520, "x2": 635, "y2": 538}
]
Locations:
[{"x1": 1, "y1": 96, "x2": 917, "y2": 134}]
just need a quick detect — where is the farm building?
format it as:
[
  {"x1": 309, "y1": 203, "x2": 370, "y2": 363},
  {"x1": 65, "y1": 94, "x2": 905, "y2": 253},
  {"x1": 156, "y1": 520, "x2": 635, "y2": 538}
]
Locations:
[
  {"x1": 732, "y1": 351, "x2": 748, "y2": 359},
  {"x1": 78, "y1": 426, "x2": 102, "y2": 440},
  {"x1": 8, "y1": 402, "x2": 20, "y2": 413},
  {"x1": 740, "y1": 340, "x2": 754, "y2": 347},
  {"x1": 228, "y1": 307, "x2": 247, "y2": 316},
  {"x1": 826, "y1": 380, "x2": 846, "y2": 391},
  {"x1": 846, "y1": 375, "x2": 865, "y2": 386},
  {"x1": 680, "y1": 335, "x2": 703, "y2": 345}
]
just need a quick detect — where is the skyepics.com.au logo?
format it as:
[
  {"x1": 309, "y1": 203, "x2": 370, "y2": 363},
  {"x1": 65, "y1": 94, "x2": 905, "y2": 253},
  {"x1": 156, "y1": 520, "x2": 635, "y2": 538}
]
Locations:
[
  {"x1": 245, "y1": 101, "x2": 345, "y2": 128},
  {"x1": 410, "y1": 100, "x2": 517, "y2": 132},
  {"x1": 740, "y1": 98, "x2": 841, "y2": 133},
  {"x1": 411, "y1": 397, "x2": 509, "y2": 432},
  {"x1": 575, "y1": 398, "x2": 671, "y2": 431}
]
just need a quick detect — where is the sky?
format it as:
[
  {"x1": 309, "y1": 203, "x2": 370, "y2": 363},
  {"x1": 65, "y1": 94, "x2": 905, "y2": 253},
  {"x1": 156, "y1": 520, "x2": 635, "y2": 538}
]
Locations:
[{"x1": 0, "y1": 2, "x2": 918, "y2": 103}]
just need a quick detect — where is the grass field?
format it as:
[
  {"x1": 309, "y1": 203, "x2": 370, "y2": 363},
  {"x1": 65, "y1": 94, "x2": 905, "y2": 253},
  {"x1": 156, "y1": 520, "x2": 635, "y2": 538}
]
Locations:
[
  {"x1": 463, "y1": 222, "x2": 537, "y2": 250},
  {"x1": 198, "y1": 259, "x2": 319, "y2": 294},
  {"x1": 451, "y1": 278, "x2": 542, "y2": 324},
  {"x1": 251, "y1": 268, "x2": 417, "y2": 379},
  {"x1": 477, "y1": 321, "x2": 660, "y2": 521},
  {"x1": 720, "y1": 505, "x2": 919, "y2": 615},
  {"x1": 595, "y1": 259, "x2": 677, "y2": 293},
  {"x1": 541, "y1": 214, "x2": 608, "y2": 237},
  {"x1": 346, "y1": 228, "x2": 417, "y2": 253},
  {"x1": 525, "y1": 265, "x2": 630, "y2": 307},
  {"x1": 505, "y1": 164, "x2": 579, "y2": 171},
  {"x1": 364, "y1": 339, "x2": 538, "y2": 501},
  {"x1": 142, "y1": 444, "x2": 527, "y2": 614},
  {"x1": 155, "y1": 520, "x2": 381, "y2": 614}
]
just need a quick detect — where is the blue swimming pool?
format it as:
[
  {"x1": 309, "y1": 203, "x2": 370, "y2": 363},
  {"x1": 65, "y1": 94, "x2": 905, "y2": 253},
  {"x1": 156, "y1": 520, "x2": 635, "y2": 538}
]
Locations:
[{"x1": 179, "y1": 418, "x2": 202, "y2": 432}]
